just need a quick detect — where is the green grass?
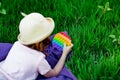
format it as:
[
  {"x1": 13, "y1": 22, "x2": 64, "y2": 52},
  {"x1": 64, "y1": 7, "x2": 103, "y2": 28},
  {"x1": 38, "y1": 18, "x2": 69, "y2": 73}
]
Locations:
[{"x1": 0, "y1": 0, "x2": 120, "y2": 80}]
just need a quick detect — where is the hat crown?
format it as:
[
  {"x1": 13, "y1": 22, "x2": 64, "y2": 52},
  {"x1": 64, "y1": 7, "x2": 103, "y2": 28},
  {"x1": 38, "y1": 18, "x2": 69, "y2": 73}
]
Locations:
[{"x1": 18, "y1": 13, "x2": 55, "y2": 45}]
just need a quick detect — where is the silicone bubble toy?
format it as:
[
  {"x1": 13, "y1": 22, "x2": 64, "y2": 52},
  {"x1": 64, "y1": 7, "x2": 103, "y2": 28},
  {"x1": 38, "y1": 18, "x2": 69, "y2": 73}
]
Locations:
[{"x1": 52, "y1": 32, "x2": 71, "y2": 51}]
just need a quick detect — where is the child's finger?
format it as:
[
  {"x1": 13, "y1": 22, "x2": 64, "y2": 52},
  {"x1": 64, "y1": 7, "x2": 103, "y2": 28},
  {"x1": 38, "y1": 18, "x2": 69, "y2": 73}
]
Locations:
[
  {"x1": 70, "y1": 44, "x2": 73, "y2": 47},
  {"x1": 69, "y1": 43, "x2": 73, "y2": 48},
  {"x1": 64, "y1": 43, "x2": 66, "y2": 47}
]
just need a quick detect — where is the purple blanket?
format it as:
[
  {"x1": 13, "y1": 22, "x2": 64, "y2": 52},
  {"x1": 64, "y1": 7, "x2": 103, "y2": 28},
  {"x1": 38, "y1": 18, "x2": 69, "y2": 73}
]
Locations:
[
  {"x1": 0, "y1": 34, "x2": 77, "y2": 80},
  {"x1": 0, "y1": 43, "x2": 77, "y2": 80}
]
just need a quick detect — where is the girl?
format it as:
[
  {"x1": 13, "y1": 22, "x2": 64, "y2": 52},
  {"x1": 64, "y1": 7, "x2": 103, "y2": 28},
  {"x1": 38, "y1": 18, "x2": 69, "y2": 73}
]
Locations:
[{"x1": 0, "y1": 13, "x2": 74, "y2": 80}]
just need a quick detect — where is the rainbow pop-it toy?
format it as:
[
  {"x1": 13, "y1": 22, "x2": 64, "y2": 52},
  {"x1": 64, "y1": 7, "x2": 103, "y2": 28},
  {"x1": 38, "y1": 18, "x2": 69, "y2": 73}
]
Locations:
[{"x1": 52, "y1": 32, "x2": 72, "y2": 51}]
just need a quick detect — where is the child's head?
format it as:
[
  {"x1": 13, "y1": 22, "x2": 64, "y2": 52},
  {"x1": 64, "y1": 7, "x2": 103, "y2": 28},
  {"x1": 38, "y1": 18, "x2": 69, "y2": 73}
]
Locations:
[{"x1": 18, "y1": 12, "x2": 55, "y2": 45}]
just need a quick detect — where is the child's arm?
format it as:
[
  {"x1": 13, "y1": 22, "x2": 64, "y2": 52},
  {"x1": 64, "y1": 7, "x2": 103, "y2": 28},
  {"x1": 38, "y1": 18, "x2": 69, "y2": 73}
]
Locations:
[{"x1": 43, "y1": 43, "x2": 73, "y2": 77}]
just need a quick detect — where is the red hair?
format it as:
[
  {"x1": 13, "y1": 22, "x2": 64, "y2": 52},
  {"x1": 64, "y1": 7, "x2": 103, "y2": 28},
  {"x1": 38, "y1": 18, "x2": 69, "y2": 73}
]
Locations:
[{"x1": 27, "y1": 37, "x2": 51, "y2": 56}]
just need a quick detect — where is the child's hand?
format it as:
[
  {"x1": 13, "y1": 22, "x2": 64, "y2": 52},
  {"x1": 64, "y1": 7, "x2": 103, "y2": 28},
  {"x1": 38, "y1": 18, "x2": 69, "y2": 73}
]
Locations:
[
  {"x1": 63, "y1": 43, "x2": 73, "y2": 56},
  {"x1": 44, "y1": 43, "x2": 73, "y2": 77}
]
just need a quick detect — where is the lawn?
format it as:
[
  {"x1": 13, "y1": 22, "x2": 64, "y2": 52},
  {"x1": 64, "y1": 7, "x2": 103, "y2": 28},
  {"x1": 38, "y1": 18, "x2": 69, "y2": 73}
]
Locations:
[{"x1": 0, "y1": 0, "x2": 120, "y2": 80}]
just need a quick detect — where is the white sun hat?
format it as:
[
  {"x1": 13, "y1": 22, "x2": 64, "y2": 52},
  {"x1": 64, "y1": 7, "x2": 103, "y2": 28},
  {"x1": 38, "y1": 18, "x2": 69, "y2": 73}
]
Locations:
[{"x1": 18, "y1": 12, "x2": 55, "y2": 45}]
